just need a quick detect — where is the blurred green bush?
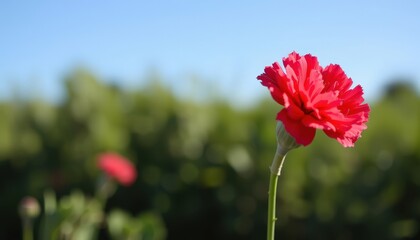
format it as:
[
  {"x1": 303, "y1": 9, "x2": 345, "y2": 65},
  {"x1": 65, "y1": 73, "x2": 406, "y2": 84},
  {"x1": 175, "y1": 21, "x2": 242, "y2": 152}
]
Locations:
[{"x1": 0, "y1": 69, "x2": 419, "y2": 239}]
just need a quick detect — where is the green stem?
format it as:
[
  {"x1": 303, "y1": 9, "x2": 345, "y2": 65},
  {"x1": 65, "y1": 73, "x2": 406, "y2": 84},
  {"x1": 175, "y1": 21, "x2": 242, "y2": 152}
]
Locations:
[
  {"x1": 96, "y1": 175, "x2": 116, "y2": 206},
  {"x1": 267, "y1": 152, "x2": 287, "y2": 240},
  {"x1": 22, "y1": 220, "x2": 33, "y2": 240},
  {"x1": 267, "y1": 172, "x2": 279, "y2": 240}
]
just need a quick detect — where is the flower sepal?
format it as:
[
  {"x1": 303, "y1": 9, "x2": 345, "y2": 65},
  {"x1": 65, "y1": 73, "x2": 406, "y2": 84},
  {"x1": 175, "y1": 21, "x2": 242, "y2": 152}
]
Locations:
[{"x1": 270, "y1": 121, "x2": 301, "y2": 175}]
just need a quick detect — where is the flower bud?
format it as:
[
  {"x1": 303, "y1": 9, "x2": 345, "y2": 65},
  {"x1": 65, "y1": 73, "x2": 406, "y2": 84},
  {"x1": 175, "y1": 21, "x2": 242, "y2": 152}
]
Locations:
[{"x1": 19, "y1": 196, "x2": 40, "y2": 220}]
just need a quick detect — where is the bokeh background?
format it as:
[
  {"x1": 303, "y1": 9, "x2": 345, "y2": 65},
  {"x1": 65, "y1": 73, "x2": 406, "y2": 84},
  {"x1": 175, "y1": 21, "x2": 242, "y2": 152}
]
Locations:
[{"x1": 1, "y1": 1, "x2": 420, "y2": 239}]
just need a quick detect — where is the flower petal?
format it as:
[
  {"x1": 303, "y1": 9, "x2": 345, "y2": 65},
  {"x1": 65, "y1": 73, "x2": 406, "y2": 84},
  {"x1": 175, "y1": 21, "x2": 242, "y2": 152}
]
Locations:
[{"x1": 277, "y1": 109, "x2": 316, "y2": 146}]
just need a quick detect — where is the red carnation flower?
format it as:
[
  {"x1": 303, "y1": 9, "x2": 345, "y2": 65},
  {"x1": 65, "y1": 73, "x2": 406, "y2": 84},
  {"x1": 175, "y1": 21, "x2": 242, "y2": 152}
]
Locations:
[
  {"x1": 98, "y1": 152, "x2": 137, "y2": 186},
  {"x1": 257, "y1": 52, "x2": 370, "y2": 147}
]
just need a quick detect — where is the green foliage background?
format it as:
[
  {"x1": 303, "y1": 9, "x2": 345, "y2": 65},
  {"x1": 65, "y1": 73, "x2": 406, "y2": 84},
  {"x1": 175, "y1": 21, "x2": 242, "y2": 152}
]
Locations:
[{"x1": 1, "y1": 69, "x2": 419, "y2": 239}]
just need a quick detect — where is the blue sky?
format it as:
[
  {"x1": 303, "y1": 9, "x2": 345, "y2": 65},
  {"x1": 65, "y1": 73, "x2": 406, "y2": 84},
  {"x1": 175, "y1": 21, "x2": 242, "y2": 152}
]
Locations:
[{"x1": 1, "y1": 0, "x2": 419, "y2": 105}]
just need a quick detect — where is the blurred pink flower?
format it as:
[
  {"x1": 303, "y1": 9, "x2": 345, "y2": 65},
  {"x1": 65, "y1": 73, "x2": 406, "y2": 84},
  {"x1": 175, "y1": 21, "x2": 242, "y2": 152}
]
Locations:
[{"x1": 98, "y1": 152, "x2": 137, "y2": 186}]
